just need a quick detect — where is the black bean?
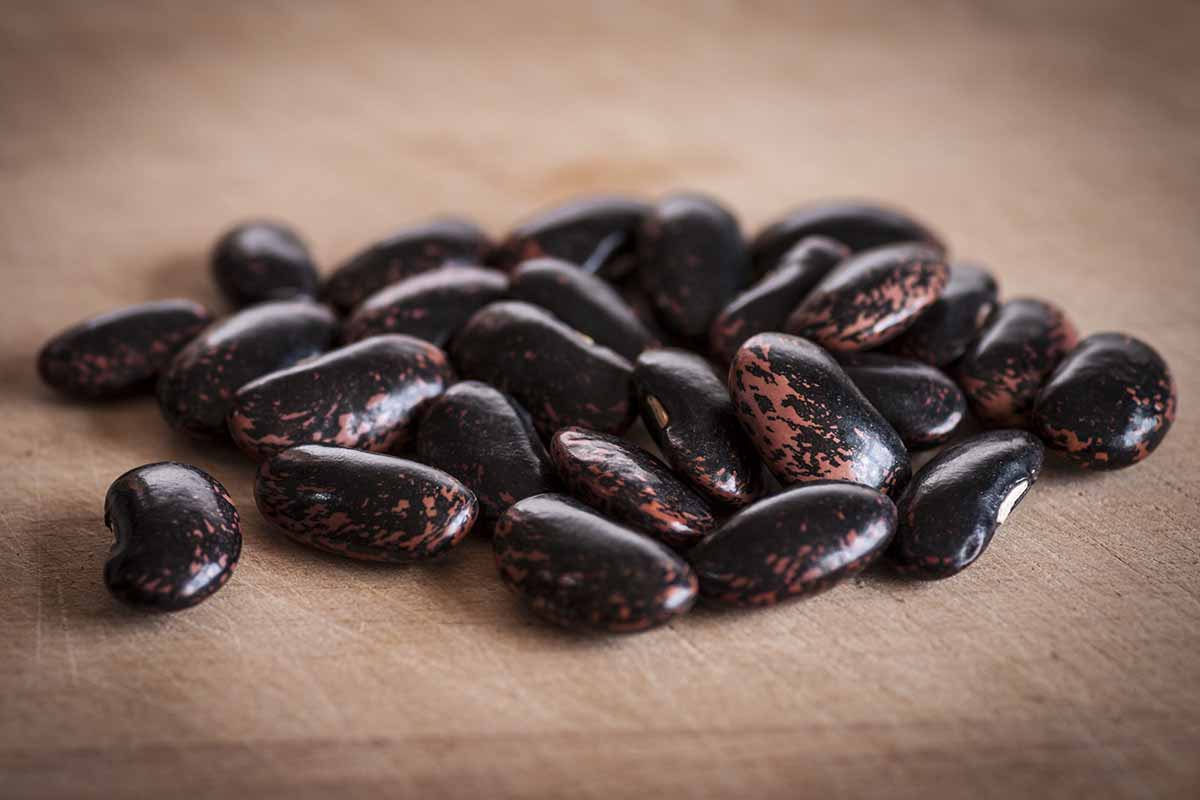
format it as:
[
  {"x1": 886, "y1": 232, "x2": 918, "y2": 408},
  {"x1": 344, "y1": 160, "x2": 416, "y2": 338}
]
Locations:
[
  {"x1": 838, "y1": 352, "x2": 966, "y2": 450},
  {"x1": 342, "y1": 265, "x2": 509, "y2": 347},
  {"x1": 490, "y1": 196, "x2": 649, "y2": 279},
  {"x1": 638, "y1": 193, "x2": 751, "y2": 339},
  {"x1": 450, "y1": 301, "x2": 636, "y2": 439},
  {"x1": 729, "y1": 332, "x2": 910, "y2": 494},
  {"x1": 890, "y1": 430, "x2": 1043, "y2": 579},
  {"x1": 416, "y1": 381, "x2": 558, "y2": 526},
  {"x1": 750, "y1": 200, "x2": 944, "y2": 275},
  {"x1": 784, "y1": 243, "x2": 948, "y2": 351},
  {"x1": 689, "y1": 482, "x2": 897, "y2": 606},
  {"x1": 211, "y1": 221, "x2": 318, "y2": 308},
  {"x1": 634, "y1": 348, "x2": 763, "y2": 508},
  {"x1": 104, "y1": 462, "x2": 241, "y2": 611},
  {"x1": 156, "y1": 300, "x2": 338, "y2": 439},
  {"x1": 322, "y1": 218, "x2": 491, "y2": 313},
  {"x1": 509, "y1": 258, "x2": 657, "y2": 360},
  {"x1": 550, "y1": 427, "x2": 717, "y2": 551},
  {"x1": 493, "y1": 494, "x2": 698, "y2": 633},
  {"x1": 255, "y1": 445, "x2": 477, "y2": 562},
  {"x1": 887, "y1": 262, "x2": 998, "y2": 366},
  {"x1": 228, "y1": 334, "x2": 453, "y2": 462},
  {"x1": 1034, "y1": 333, "x2": 1176, "y2": 469},
  {"x1": 38, "y1": 299, "x2": 213, "y2": 399},
  {"x1": 956, "y1": 298, "x2": 1078, "y2": 427},
  {"x1": 709, "y1": 235, "x2": 848, "y2": 364}
]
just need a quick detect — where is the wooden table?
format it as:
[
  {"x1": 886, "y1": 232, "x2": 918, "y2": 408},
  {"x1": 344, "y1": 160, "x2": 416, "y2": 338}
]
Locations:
[{"x1": 3, "y1": 2, "x2": 1198, "y2": 797}]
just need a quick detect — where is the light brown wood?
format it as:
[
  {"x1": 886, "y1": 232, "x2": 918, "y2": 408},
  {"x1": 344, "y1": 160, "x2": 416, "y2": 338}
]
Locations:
[{"x1": 2, "y1": 1, "x2": 1198, "y2": 797}]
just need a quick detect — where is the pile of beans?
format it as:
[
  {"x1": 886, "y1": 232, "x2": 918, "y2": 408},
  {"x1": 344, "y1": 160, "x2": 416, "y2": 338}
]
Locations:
[{"x1": 39, "y1": 196, "x2": 1178, "y2": 631}]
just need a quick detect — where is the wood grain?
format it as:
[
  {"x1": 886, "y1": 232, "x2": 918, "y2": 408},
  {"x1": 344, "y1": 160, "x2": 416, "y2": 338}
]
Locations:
[{"x1": 2, "y1": 1, "x2": 1198, "y2": 797}]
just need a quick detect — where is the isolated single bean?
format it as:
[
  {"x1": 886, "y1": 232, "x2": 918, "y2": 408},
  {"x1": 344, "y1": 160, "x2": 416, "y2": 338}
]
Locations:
[
  {"x1": 416, "y1": 381, "x2": 558, "y2": 525},
  {"x1": 887, "y1": 263, "x2": 998, "y2": 366},
  {"x1": 493, "y1": 494, "x2": 698, "y2": 633},
  {"x1": 451, "y1": 301, "x2": 636, "y2": 438},
  {"x1": 750, "y1": 200, "x2": 944, "y2": 275},
  {"x1": 728, "y1": 333, "x2": 910, "y2": 493},
  {"x1": 38, "y1": 299, "x2": 213, "y2": 399},
  {"x1": 104, "y1": 462, "x2": 241, "y2": 611},
  {"x1": 322, "y1": 218, "x2": 492, "y2": 313},
  {"x1": 634, "y1": 348, "x2": 763, "y2": 507},
  {"x1": 157, "y1": 300, "x2": 338, "y2": 439},
  {"x1": 689, "y1": 482, "x2": 897, "y2": 606},
  {"x1": 550, "y1": 427, "x2": 717, "y2": 551},
  {"x1": 956, "y1": 298, "x2": 1078, "y2": 427},
  {"x1": 709, "y1": 235, "x2": 848, "y2": 363},
  {"x1": 838, "y1": 352, "x2": 965, "y2": 450},
  {"x1": 228, "y1": 334, "x2": 453, "y2": 462},
  {"x1": 491, "y1": 195, "x2": 649, "y2": 279},
  {"x1": 785, "y1": 243, "x2": 948, "y2": 351},
  {"x1": 342, "y1": 265, "x2": 509, "y2": 347},
  {"x1": 638, "y1": 193, "x2": 752, "y2": 339},
  {"x1": 510, "y1": 258, "x2": 657, "y2": 360},
  {"x1": 211, "y1": 221, "x2": 318, "y2": 308},
  {"x1": 255, "y1": 445, "x2": 477, "y2": 561},
  {"x1": 1034, "y1": 333, "x2": 1176, "y2": 469},
  {"x1": 890, "y1": 430, "x2": 1043, "y2": 579}
]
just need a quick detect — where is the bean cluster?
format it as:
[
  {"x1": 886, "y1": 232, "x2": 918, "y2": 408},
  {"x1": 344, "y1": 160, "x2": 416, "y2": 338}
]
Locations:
[{"x1": 39, "y1": 197, "x2": 1178, "y2": 631}]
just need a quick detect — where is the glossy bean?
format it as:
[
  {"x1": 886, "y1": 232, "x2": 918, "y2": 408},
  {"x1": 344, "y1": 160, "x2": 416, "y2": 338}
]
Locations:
[
  {"x1": 491, "y1": 196, "x2": 649, "y2": 279},
  {"x1": 450, "y1": 301, "x2": 636, "y2": 438},
  {"x1": 228, "y1": 334, "x2": 453, "y2": 462},
  {"x1": 728, "y1": 333, "x2": 910, "y2": 493},
  {"x1": 634, "y1": 348, "x2": 763, "y2": 507},
  {"x1": 103, "y1": 462, "x2": 240, "y2": 611},
  {"x1": 211, "y1": 221, "x2": 318, "y2": 308},
  {"x1": 493, "y1": 494, "x2": 698, "y2": 633},
  {"x1": 550, "y1": 427, "x2": 717, "y2": 550},
  {"x1": 156, "y1": 300, "x2": 338, "y2": 439},
  {"x1": 1034, "y1": 333, "x2": 1176, "y2": 469},
  {"x1": 784, "y1": 243, "x2": 948, "y2": 351},
  {"x1": 890, "y1": 430, "x2": 1043, "y2": 579},
  {"x1": 838, "y1": 353, "x2": 965, "y2": 450},
  {"x1": 255, "y1": 445, "x2": 477, "y2": 561},
  {"x1": 415, "y1": 381, "x2": 558, "y2": 525},
  {"x1": 887, "y1": 263, "x2": 998, "y2": 365},
  {"x1": 38, "y1": 299, "x2": 213, "y2": 399}
]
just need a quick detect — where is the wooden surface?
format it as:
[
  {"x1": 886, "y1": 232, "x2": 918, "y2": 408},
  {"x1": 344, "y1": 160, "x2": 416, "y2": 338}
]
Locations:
[{"x1": 2, "y1": 2, "x2": 1199, "y2": 797}]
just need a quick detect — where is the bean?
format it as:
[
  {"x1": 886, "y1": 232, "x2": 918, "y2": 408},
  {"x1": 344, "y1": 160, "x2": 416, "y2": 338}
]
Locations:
[
  {"x1": 689, "y1": 482, "x2": 897, "y2": 606},
  {"x1": 550, "y1": 427, "x2": 717, "y2": 551},
  {"x1": 38, "y1": 299, "x2": 212, "y2": 399},
  {"x1": 784, "y1": 242, "x2": 948, "y2": 351},
  {"x1": 956, "y1": 298, "x2": 1078, "y2": 427},
  {"x1": 750, "y1": 201, "x2": 944, "y2": 276},
  {"x1": 890, "y1": 430, "x2": 1043, "y2": 579},
  {"x1": 708, "y1": 235, "x2": 848, "y2": 364},
  {"x1": 322, "y1": 218, "x2": 491, "y2": 313},
  {"x1": 491, "y1": 195, "x2": 649, "y2": 279},
  {"x1": 493, "y1": 494, "x2": 698, "y2": 633},
  {"x1": 450, "y1": 300, "x2": 636, "y2": 438},
  {"x1": 104, "y1": 462, "x2": 240, "y2": 611},
  {"x1": 838, "y1": 352, "x2": 965, "y2": 450},
  {"x1": 211, "y1": 221, "x2": 318, "y2": 308},
  {"x1": 1034, "y1": 333, "x2": 1176, "y2": 469},
  {"x1": 255, "y1": 445, "x2": 477, "y2": 561},
  {"x1": 887, "y1": 263, "x2": 998, "y2": 366},
  {"x1": 416, "y1": 381, "x2": 558, "y2": 525},
  {"x1": 729, "y1": 332, "x2": 910, "y2": 493},
  {"x1": 634, "y1": 348, "x2": 763, "y2": 507},
  {"x1": 342, "y1": 265, "x2": 509, "y2": 347},
  {"x1": 157, "y1": 300, "x2": 338, "y2": 439},
  {"x1": 638, "y1": 193, "x2": 751, "y2": 339},
  {"x1": 509, "y1": 258, "x2": 657, "y2": 360},
  {"x1": 228, "y1": 334, "x2": 453, "y2": 462}
]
